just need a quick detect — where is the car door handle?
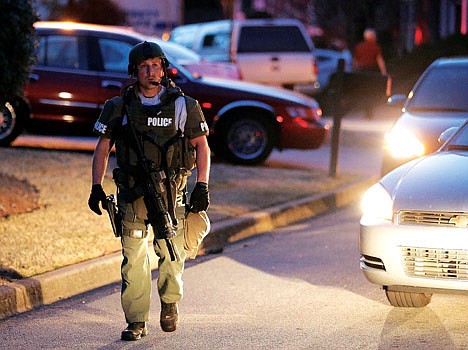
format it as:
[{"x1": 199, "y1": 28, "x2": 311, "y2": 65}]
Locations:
[
  {"x1": 271, "y1": 57, "x2": 279, "y2": 61},
  {"x1": 29, "y1": 73, "x2": 39, "y2": 82},
  {"x1": 101, "y1": 80, "x2": 123, "y2": 89}
]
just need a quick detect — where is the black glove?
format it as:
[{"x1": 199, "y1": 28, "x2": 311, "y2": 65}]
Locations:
[
  {"x1": 189, "y1": 182, "x2": 210, "y2": 213},
  {"x1": 88, "y1": 184, "x2": 107, "y2": 215}
]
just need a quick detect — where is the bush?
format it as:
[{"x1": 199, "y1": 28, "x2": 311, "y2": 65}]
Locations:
[{"x1": 0, "y1": 0, "x2": 38, "y2": 107}]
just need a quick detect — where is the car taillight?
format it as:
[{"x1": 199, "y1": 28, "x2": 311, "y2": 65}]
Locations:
[
  {"x1": 286, "y1": 106, "x2": 322, "y2": 121},
  {"x1": 313, "y1": 106, "x2": 322, "y2": 120},
  {"x1": 201, "y1": 102, "x2": 212, "y2": 109}
]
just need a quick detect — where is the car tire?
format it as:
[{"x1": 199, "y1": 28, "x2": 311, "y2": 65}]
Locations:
[
  {"x1": 218, "y1": 116, "x2": 275, "y2": 165},
  {"x1": 385, "y1": 289, "x2": 432, "y2": 307},
  {"x1": 0, "y1": 100, "x2": 24, "y2": 147}
]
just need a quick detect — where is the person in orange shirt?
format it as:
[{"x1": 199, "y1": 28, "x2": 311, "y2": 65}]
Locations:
[
  {"x1": 353, "y1": 28, "x2": 387, "y2": 75},
  {"x1": 352, "y1": 28, "x2": 388, "y2": 119}
]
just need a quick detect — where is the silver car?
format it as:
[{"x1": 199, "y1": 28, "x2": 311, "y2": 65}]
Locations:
[
  {"x1": 382, "y1": 57, "x2": 468, "y2": 175},
  {"x1": 360, "y1": 121, "x2": 468, "y2": 307}
]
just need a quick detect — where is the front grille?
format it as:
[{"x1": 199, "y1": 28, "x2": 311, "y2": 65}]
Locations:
[
  {"x1": 401, "y1": 247, "x2": 468, "y2": 280},
  {"x1": 399, "y1": 210, "x2": 468, "y2": 227}
]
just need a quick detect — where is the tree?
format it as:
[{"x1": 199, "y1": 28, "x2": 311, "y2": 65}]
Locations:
[
  {"x1": 313, "y1": 0, "x2": 366, "y2": 48},
  {"x1": 313, "y1": 0, "x2": 399, "y2": 57},
  {"x1": 0, "y1": 0, "x2": 38, "y2": 106},
  {"x1": 184, "y1": 0, "x2": 224, "y2": 24}
]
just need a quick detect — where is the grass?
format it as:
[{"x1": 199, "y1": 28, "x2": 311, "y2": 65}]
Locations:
[{"x1": 0, "y1": 148, "x2": 360, "y2": 279}]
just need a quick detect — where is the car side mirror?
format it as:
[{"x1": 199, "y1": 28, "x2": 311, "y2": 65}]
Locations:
[
  {"x1": 386, "y1": 94, "x2": 406, "y2": 107},
  {"x1": 438, "y1": 127, "x2": 459, "y2": 144}
]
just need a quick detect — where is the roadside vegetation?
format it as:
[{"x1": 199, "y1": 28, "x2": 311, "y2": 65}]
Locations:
[{"x1": 0, "y1": 0, "x2": 37, "y2": 107}]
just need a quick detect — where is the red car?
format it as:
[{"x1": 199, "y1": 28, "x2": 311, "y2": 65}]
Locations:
[{"x1": 1, "y1": 22, "x2": 328, "y2": 165}]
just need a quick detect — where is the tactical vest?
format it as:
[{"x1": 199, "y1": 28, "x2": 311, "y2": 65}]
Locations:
[{"x1": 114, "y1": 87, "x2": 196, "y2": 175}]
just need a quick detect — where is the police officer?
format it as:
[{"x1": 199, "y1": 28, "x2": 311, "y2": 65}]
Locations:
[{"x1": 88, "y1": 41, "x2": 211, "y2": 341}]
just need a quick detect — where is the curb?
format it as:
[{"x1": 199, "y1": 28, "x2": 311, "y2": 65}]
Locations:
[{"x1": 0, "y1": 177, "x2": 376, "y2": 320}]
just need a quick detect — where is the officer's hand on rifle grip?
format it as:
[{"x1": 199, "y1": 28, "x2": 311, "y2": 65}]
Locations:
[
  {"x1": 88, "y1": 184, "x2": 107, "y2": 215},
  {"x1": 190, "y1": 182, "x2": 209, "y2": 213}
]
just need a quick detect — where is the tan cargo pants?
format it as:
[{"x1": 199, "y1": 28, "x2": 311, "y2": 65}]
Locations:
[{"x1": 119, "y1": 196, "x2": 187, "y2": 323}]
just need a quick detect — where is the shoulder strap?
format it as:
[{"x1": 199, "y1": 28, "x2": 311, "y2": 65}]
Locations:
[{"x1": 175, "y1": 96, "x2": 187, "y2": 136}]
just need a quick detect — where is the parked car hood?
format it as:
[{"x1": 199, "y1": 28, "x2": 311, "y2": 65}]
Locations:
[
  {"x1": 388, "y1": 151, "x2": 468, "y2": 211},
  {"x1": 197, "y1": 76, "x2": 319, "y2": 106}
]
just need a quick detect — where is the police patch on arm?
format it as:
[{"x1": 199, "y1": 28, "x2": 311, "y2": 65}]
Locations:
[
  {"x1": 93, "y1": 97, "x2": 123, "y2": 139},
  {"x1": 94, "y1": 120, "x2": 108, "y2": 135},
  {"x1": 200, "y1": 121, "x2": 209, "y2": 133},
  {"x1": 185, "y1": 97, "x2": 209, "y2": 139}
]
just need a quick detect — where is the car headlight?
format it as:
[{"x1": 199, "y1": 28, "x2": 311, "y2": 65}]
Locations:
[
  {"x1": 385, "y1": 127, "x2": 425, "y2": 159},
  {"x1": 361, "y1": 183, "x2": 393, "y2": 221}
]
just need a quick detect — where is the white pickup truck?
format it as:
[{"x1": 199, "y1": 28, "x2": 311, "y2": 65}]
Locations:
[{"x1": 169, "y1": 19, "x2": 319, "y2": 91}]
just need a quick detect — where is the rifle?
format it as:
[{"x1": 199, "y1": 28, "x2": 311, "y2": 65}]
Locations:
[{"x1": 139, "y1": 161, "x2": 181, "y2": 262}]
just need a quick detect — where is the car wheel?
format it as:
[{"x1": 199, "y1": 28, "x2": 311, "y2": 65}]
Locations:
[
  {"x1": 0, "y1": 101, "x2": 24, "y2": 146},
  {"x1": 219, "y1": 116, "x2": 275, "y2": 165},
  {"x1": 385, "y1": 289, "x2": 432, "y2": 307}
]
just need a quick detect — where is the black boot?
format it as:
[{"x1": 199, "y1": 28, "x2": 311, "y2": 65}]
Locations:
[
  {"x1": 121, "y1": 322, "x2": 148, "y2": 341},
  {"x1": 160, "y1": 302, "x2": 179, "y2": 332}
]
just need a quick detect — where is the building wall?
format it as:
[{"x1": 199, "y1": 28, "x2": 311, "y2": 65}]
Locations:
[{"x1": 112, "y1": 0, "x2": 182, "y2": 36}]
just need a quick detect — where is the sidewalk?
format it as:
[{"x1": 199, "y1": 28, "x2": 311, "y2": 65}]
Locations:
[{"x1": 0, "y1": 176, "x2": 376, "y2": 320}]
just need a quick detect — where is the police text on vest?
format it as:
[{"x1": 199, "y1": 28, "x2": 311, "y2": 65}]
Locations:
[{"x1": 148, "y1": 117, "x2": 172, "y2": 127}]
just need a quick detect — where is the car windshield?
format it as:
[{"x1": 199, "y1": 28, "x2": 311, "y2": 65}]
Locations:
[{"x1": 408, "y1": 65, "x2": 468, "y2": 113}]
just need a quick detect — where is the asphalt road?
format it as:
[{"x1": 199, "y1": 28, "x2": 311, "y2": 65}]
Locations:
[
  {"x1": 1, "y1": 110, "x2": 411, "y2": 349},
  {"x1": 266, "y1": 114, "x2": 393, "y2": 177},
  {"x1": 1, "y1": 205, "x2": 467, "y2": 349}
]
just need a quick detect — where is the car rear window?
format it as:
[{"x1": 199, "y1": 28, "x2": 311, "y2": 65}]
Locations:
[
  {"x1": 237, "y1": 26, "x2": 310, "y2": 53},
  {"x1": 98, "y1": 38, "x2": 133, "y2": 73},
  {"x1": 37, "y1": 35, "x2": 81, "y2": 69}
]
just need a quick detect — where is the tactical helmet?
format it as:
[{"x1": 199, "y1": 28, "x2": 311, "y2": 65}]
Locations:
[{"x1": 127, "y1": 41, "x2": 169, "y2": 76}]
